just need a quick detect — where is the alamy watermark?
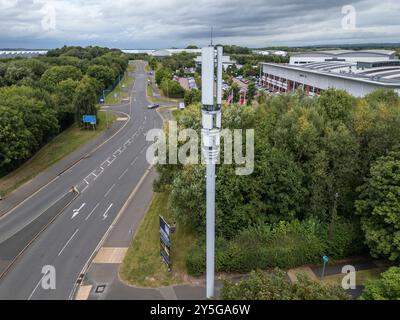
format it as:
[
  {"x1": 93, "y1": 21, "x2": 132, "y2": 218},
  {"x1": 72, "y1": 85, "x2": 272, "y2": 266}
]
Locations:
[
  {"x1": 341, "y1": 265, "x2": 357, "y2": 290},
  {"x1": 146, "y1": 121, "x2": 255, "y2": 176},
  {"x1": 41, "y1": 265, "x2": 56, "y2": 290},
  {"x1": 342, "y1": 5, "x2": 357, "y2": 30}
]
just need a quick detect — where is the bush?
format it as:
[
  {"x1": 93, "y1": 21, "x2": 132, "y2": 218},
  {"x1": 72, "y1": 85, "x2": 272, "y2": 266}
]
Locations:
[
  {"x1": 361, "y1": 267, "x2": 400, "y2": 300},
  {"x1": 317, "y1": 217, "x2": 366, "y2": 259},
  {"x1": 186, "y1": 219, "x2": 364, "y2": 276},
  {"x1": 221, "y1": 269, "x2": 350, "y2": 300}
]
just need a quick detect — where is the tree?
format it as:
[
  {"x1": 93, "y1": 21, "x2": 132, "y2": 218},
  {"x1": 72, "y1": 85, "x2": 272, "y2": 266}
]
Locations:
[
  {"x1": 221, "y1": 270, "x2": 350, "y2": 300},
  {"x1": 0, "y1": 106, "x2": 33, "y2": 172},
  {"x1": 148, "y1": 57, "x2": 158, "y2": 71},
  {"x1": 73, "y1": 76, "x2": 98, "y2": 123},
  {"x1": 184, "y1": 89, "x2": 201, "y2": 106},
  {"x1": 0, "y1": 86, "x2": 59, "y2": 151},
  {"x1": 160, "y1": 79, "x2": 185, "y2": 98},
  {"x1": 87, "y1": 64, "x2": 116, "y2": 90},
  {"x1": 361, "y1": 267, "x2": 400, "y2": 300},
  {"x1": 257, "y1": 90, "x2": 267, "y2": 105},
  {"x1": 53, "y1": 79, "x2": 80, "y2": 129},
  {"x1": 246, "y1": 82, "x2": 256, "y2": 105},
  {"x1": 40, "y1": 66, "x2": 82, "y2": 91},
  {"x1": 356, "y1": 150, "x2": 400, "y2": 261},
  {"x1": 155, "y1": 67, "x2": 172, "y2": 86}
]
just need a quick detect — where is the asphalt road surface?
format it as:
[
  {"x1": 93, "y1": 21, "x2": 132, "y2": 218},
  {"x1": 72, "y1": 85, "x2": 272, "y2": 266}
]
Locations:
[{"x1": 0, "y1": 61, "x2": 163, "y2": 300}]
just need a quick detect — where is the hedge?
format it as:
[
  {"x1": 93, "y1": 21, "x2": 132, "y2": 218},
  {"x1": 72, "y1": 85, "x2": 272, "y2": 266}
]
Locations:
[{"x1": 186, "y1": 219, "x2": 365, "y2": 276}]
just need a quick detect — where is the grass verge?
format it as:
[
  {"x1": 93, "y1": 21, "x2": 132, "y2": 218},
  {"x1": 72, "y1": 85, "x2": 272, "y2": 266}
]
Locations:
[
  {"x1": 105, "y1": 64, "x2": 135, "y2": 105},
  {"x1": 120, "y1": 192, "x2": 197, "y2": 288},
  {"x1": 147, "y1": 82, "x2": 181, "y2": 105},
  {"x1": 0, "y1": 111, "x2": 116, "y2": 197},
  {"x1": 321, "y1": 267, "x2": 387, "y2": 286}
]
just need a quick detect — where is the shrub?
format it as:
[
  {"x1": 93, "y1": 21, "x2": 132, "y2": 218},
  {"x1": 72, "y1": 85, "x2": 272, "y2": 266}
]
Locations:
[
  {"x1": 186, "y1": 219, "x2": 364, "y2": 276},
  {"x1": 361, "y1": 267, "x2": 400, "y2": 300},
  {"x1": 221, "y1": 269, "x2": 351, "y2": 300}
]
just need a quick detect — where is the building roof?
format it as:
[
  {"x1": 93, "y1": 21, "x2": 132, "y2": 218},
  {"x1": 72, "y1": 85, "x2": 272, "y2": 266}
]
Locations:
[
  {"x1": 261, "y1": 61, "x2": 400, "y2": 88},
  {"x1": 291, "y1": 49, "x2": 396, "y2": 58}
]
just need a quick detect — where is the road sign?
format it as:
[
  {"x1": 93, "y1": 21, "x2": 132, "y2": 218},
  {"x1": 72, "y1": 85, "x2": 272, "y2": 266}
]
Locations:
[
  {"x1": 323, "y1": 256, "x2": 329, "y2": 263},
  {"x1": 160, "y1": 216, "x2": 171, "y2": 267},
  {"x1": 83, "y1": 115, "x2": 97, "y2": 125}
]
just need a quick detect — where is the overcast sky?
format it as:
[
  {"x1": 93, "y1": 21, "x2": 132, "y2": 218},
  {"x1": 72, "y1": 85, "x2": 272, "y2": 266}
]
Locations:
[{"x1": 1, "y1": 0, "x2": 399, "y2": 49}]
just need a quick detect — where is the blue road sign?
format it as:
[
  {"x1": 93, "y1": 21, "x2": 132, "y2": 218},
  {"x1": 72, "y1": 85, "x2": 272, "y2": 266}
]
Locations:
[
  {"x1": 83, "y1": 115, "x2": 97, "y2": 124},
  {"x1": 160, "y1": 216, "x2": 171, "y2": 267},
  {"x1": 323, "y1": 256, "x2": 329, "y2": 263}
]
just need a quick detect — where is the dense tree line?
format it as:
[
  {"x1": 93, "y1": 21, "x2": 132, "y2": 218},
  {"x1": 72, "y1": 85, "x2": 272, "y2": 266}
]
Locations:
[
  {"x1": 0, "y1": 46, "x2": 128, "y2": 175},
  {"x1": 154, "y1": 89, "x2": 400, "y2": 272}
]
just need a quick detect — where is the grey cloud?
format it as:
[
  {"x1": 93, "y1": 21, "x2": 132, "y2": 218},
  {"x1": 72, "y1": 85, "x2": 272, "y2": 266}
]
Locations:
[{"x1": 0, "y1": 0, "x2": 398, "y2": 48}]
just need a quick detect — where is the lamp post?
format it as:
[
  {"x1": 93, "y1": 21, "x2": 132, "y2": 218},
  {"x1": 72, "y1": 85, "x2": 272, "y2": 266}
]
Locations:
[
  {"x1": 201, "y1": 46, "x2": 223, "y2": 299},
  {"x1": 103, "y1": 89, "x2": 111, "y2": 129}
]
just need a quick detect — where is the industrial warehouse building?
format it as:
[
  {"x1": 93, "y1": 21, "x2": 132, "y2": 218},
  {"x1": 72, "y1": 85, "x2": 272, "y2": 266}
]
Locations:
[{"x1": 261, "y1": 50, "x2": 400, "y2": 97}]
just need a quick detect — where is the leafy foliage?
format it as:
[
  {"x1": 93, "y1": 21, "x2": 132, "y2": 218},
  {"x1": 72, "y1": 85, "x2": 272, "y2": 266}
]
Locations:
[
  {"x1": 361, "y1": 267, "x2": 400, "y2": 300},
  {"x1": 0, "y1": 46, "x2": 129, "y2": 174},
  {"x1": 356, "y1": 150, "x2": 400, "y2": 261},
  {"x1": 221, "y1": 269, "x2": 350, "y2": 300}
]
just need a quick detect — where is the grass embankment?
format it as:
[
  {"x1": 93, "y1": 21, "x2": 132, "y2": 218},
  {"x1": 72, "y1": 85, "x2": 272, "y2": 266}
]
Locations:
[
  {"x1": 0, "y1": 111, "x2": 116, "y2": 197},
  {"x1": 120, "y1": 192, "x2": 197, "y2": 287},
  {"x1": 105, "y1": 63, "x2": 135, "y2": 105}
]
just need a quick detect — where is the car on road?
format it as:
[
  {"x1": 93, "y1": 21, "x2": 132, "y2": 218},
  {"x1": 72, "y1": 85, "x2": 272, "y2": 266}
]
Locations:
[{"x1": 147, "y1": 103, "x2": 160, "y2": 109}]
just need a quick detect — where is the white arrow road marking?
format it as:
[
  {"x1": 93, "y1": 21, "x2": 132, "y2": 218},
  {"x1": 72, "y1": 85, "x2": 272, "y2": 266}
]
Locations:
[
  {"x1": 71, "y1": 203, "x2": 86, "y2": 219},
  {"x1": 103, "y1": 203, "x2": 113, "y2": 221}
]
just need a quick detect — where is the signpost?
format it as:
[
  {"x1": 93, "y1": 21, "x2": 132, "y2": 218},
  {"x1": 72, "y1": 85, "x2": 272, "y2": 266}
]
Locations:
[
  {"x1": 322, "y1": 255, "x2": 329, "y2": 279},
  {"x1": 160, "y1": 216, "x2": 172, "y2": 271},
  {"x1": 83, "y1": 115, "x2": 97, "y2": 130}
]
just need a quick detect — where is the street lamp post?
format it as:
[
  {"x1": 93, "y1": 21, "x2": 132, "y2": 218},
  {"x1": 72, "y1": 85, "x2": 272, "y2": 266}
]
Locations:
[
  {"x1": 202, "y1": 46, "x2": 223, "y2": 299},
  {"x1": 103, "y1": 89, "x2": 110, "y2": 129}
]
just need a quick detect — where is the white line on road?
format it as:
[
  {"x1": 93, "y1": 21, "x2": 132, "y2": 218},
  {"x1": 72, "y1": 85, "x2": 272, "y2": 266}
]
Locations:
[
  {"x1": 119, "y1": 168, "x2": 129, "y2": 180},
  {"x1": 140, "y1": 146, "x2": 146, "y2": 154},
  {"x1": 104, "y1": 184, "x2": 116, "y2": 198},
  {"x1": 103, "y1": 203, "x2": 113, "y2": 221},
  {"x1": 85, "y1": 203, "x2": 100, "y2": 221},
  {"x1": 28, "y1": 275, "x2": 45, "y2": 300},
  {"x1": 131, "y1": 157, "x2": 138, "y2": 166},
  {"x1": 81, "y1": 184, "x2": 89, "y2": 194},
  {"x1": 58, "y1": 229, "x2": 79, "y2": 257}
]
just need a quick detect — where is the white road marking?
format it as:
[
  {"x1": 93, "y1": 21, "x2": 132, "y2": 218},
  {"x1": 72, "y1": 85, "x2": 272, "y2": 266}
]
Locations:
[
  {"x1": 103, "y1": 203, "x2": 114, "y2": 221},
  {"x1": 85, "y1": 203, "x2": 100, "y2": 221},
  {"x1": 104, "y1": 184, "x2": 116, "y2": 198},
  {"x1": 58, "y1": 229, "x2": 79, "y2": 257},
  {"x1": 71, "y1": 203, "x2": 86, "y2": 219},
  {"x1": 28, "y1": 275, "x2": 45, "y2": 300},
  {"x1": 81, "y1": 185, "x2": 89, "y2": 193},
  {"x1": 140, "y1": 146, "x2": 147, "y2": 154},
  {"x1": 131, "y1": 157, "x2": 138, "y2": 166},
  {"x1": 119, "y1": 168, "x2": 129, "y2": 180}
]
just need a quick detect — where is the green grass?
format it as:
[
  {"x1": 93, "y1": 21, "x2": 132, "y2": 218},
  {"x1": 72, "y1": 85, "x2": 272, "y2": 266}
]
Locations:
[
  {"x1": 147, "y1": 82, "x2": 181, "y2": 104},
  {"x1": 321, "y1": 268, "x2": 387, "y2": 286},
  {"x1": 0, "y1": 111, "x2": 116, "y2": 197},
  {"x1": 120, "y1": 192, "x2": 197, "y2": 287}
]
